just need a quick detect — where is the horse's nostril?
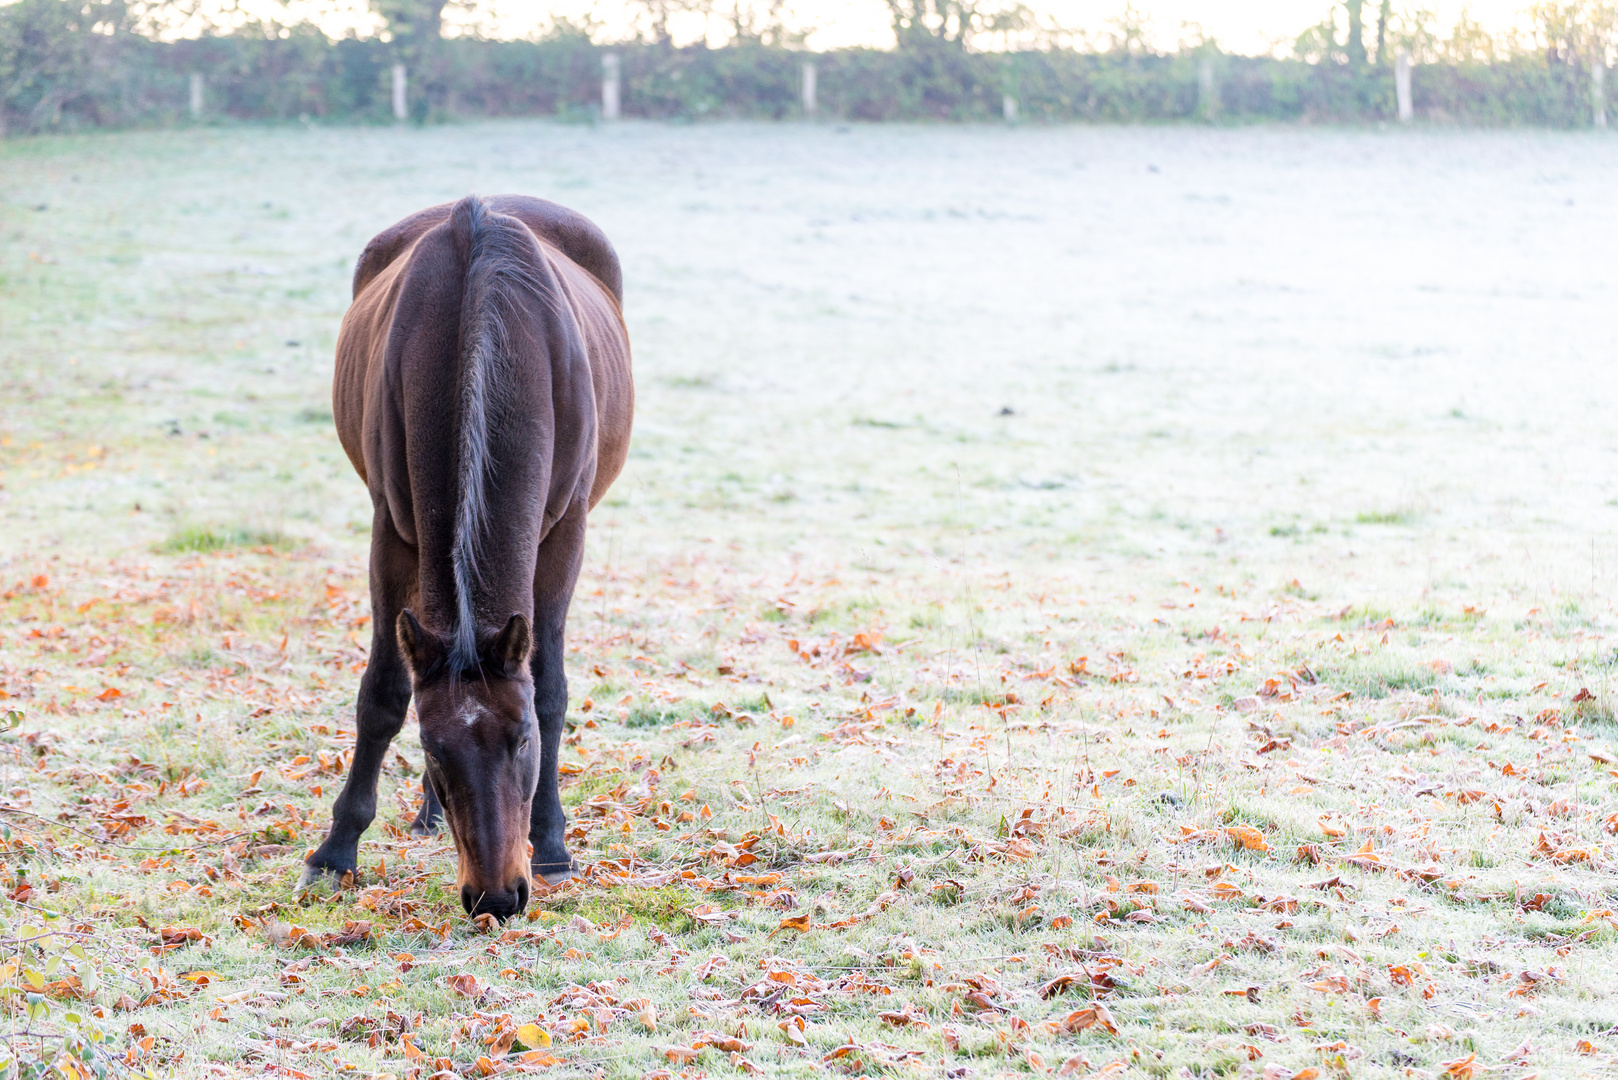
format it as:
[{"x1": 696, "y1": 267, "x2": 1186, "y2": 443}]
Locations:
[{"x1": 462, "y1": 882, "x2": 525, "y2": 921}]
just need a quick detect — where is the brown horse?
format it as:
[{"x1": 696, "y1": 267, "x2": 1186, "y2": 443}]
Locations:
[{"x1": 302, "y1": 195, "x2": 632, "y2": 919}]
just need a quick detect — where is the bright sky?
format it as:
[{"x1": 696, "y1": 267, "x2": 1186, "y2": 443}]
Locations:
[{"x1": 175, "y1": 0, "x2": 1543, "y2": 55}]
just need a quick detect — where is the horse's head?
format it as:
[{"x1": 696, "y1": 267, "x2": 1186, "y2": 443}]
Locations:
[{"x1": 397, "y1": 609, "x2": 538, "y2": 920}]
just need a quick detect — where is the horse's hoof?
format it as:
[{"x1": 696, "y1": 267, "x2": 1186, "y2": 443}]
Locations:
[
  {"x1": 299, "y1": 863, "x2": 353, "y2": 890},
  {"x1": 533, "y1": 861, "x2": 574, "y2": 887},
  {"x1": 408, "y1": 819, "x2": 440, "y2": 838}
]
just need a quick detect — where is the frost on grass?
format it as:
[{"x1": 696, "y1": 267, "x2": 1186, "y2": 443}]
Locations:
[
  {"x1": 1, "y1": 553, "x2": 1617, "y2": 1078},
  {"x1": 4, "y1": 123, "x2": 1618, "y2": 1078}
]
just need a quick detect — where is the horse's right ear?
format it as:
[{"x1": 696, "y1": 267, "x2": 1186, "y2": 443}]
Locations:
[{"x1": 396, "y1": 609, "x2": 442, "y2": 678}]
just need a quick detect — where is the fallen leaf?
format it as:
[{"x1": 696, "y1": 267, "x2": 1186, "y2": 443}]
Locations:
[
  {"x1": 1059, "y1": 1003, "x2": 1118, "y2": 1036},
  {"x1": 772, "y1": 913, "x2": 813, "y2": 935}
]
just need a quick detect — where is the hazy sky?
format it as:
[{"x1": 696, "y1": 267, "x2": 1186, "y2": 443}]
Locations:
[{"x1": 208, "y1": 0, "x2": 1539, "y2": 54}]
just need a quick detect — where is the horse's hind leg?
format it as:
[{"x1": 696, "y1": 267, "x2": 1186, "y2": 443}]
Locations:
[
  {"x1": 303, "y1": 510, "x2": 415, "y2": 885},
  {"x1": 529, "y1": 498, "x2": 588, "y2": 886},
  {"x1": 410, "y1": 774, "x2": 443, "y2": 836}
]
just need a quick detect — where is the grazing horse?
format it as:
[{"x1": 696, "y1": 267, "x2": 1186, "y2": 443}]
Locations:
[{"x1": 302, "y1": 195, "x2": 633, "y2": 920}]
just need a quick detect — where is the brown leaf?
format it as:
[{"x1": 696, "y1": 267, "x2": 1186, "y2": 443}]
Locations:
[
  {"x1": 1225, "y1": 825, "x2": 1269, "y2": 852},
  {"x1": 446, "y1": 973, "x2": 486, "y2": 1001},
  {"x1": 772, "y1": 913, "x2": 813, "y2": 936},
  {"x1": 322, "y1": 920, "x2": 371, "y2": 947},
  {"x1": 1439, "y1": 1053, "x2": 1481, "y2": 1078},
  {"x1": 692, "y1": 1031, "x2": 752, "y2": 1053},
  {"x1": 1059, "y1": 1003, "x2": 1118, "y2": 1036},
  {"x1": 878, "y1": 1005, "x2": 929, "y2": 1028},
  {"x1": 157, "y1": 926, "x2": 204, "y2": 949}
]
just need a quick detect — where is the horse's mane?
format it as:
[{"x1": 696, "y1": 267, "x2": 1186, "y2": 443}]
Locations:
[{"x1": 445, "y1": 195, "x2": 557, "y2": 673}]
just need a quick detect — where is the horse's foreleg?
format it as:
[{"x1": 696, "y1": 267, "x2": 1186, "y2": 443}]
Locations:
[
  {"x1": 529, "y1": 499, "x2": 588, "y2": 886},
  {"x1": 410, "y1": 773, "x2": 443, "y2": 836},
  {"x1": 303, "y1": 513, "x2": 415, "y2": 886}
]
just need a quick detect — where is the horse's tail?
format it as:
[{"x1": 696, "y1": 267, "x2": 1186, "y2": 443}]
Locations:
[{"x1": 445, "y1": 195, "x2": 552, "y2": 672}]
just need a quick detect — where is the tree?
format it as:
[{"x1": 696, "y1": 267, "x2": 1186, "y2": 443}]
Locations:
[
  {"x1": 1531, "y1": 2, "x2": 1618, "y2": 66},
  {"x1": 1345, "y1": 0, "x2": 1367, "y2": 67},
  {"x1": 373, "y1": 0, "x2": 447, "y2": 59},
  {"x1": 1293, "y1": 9, "x2": 1343, "y2": 65},
  {"x1": 885, "y1": 0, "x2": 1031, "y2": 52},
  {"x1": 0, "y1": 0, "x2": 140, "y2": 132}
]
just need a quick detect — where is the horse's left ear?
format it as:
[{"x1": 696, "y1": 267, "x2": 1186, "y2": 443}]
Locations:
[{"x1": 490, "y1": 613, "x2": 533, "y2": 677}]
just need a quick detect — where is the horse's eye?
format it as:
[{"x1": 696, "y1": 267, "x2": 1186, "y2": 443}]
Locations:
[{"x1": 518, "y1": 737, "x2": 530, "y2": 753}]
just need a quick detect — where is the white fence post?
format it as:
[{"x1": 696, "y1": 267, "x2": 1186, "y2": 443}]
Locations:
[
  {"x1": 1198, "y1": 55, "x2": 1216, "y2": 120},
  {"x1": 801, "y1": 59, "x2": 817, "y2": 118},
  {"x1": 1594, "y1": 62, "x2": 1607, "y2": 129},
  {"x1": 602, "y1": 53, "x2": 621, "y2": 120},
  {"x1": 1002, "y1": 93, "x2": 1018, "y2": 122},
  {"x1": 391, "y1": 63, "x2": 407, "y2": 121},
  {"x1": 1395, "y1": 51, "x2": 1413, "y2": 122},
  {"x1": 188, "y1": 72, "x2": 204, "y2": 120}
]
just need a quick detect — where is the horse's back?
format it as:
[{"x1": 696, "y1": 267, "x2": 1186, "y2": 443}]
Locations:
[{"x1": 336, "y1": 197, "x2": 633, "y2": 528}]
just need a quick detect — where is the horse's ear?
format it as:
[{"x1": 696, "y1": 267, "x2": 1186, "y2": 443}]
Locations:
[
  {"x1": 490, "y1": 613, "x2": 532, "y2": 677},
  {"x1": 396, "y1": 609, "x2": 442, "y2": 678}
]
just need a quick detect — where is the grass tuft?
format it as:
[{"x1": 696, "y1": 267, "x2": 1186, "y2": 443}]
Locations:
[{"x1": 154, "y1": 524, "x2": 293, "y2": 554}]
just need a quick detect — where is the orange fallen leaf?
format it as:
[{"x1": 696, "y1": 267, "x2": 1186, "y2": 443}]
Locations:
[
  {"x1": 1440, "y1": 1053, "x2": 1482, "y2": 1078},
  {"x1": 772, "y1": 913, "x2": 813, "y2": 936},
  {"x1": 1059, "y1": 1003, "x2": 1118, "y2": 1036},
  {"x1": 511, "y1": 1050, "x2": 560, "y2": 1067},
  {"x1": 1226, "y1": 825, "x2": 1269, "y2": 851}
]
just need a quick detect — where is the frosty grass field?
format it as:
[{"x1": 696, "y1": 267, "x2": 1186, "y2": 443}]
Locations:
[{"x1": 4, "y1": 120, "x2": 1618, "y2": 1079}]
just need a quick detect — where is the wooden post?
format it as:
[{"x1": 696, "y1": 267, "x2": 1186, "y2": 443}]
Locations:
[
  {"x1": 801, "y1": 60, "x2": 817, "y2": 118},
  {"x1": 1198, "y1": 55, "x2": 1217, "y2": 120},
  {"x1": 188, "y1": 72, "x2": 204, "y2": 120},
  {"x1": 1002, "y1": 93, "x2": 1018, "y2": 122},
  {"x1": 1594, "y1": 62, "x2": 1607, "y2": 129},
  {"x1": 601, "y1": 53, "x2": 621, "y2": 120},
  {"x1": 391, "y1": 63, "x2": 407, "y2": 121},
  {"x1": 1395, "y1": 51, "x2": 1413, "y2": 122}
]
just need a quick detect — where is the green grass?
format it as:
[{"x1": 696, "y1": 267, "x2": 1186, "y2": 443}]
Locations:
[
  {"x1": 542, "y1": 885, "x2": 699, "y2": 934},
  {"x1": 1355, "y1": 508, "x2": 1417, "y2": 525},
  {"x1": 3, "y1": 120, "x2": 1618, "y2": 1080},
  {"x1": 154, "y1": 524, "x2": 293, "y2": 553}
]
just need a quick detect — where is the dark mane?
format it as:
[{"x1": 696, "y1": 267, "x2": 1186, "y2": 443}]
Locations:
[{"x1": 445, "y1": 195, "x2": 560, "y2": 673}]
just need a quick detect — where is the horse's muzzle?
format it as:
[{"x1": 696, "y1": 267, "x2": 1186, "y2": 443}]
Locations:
[{"x1": 461, "y1": 876, "x2": 530, "y2": 920}]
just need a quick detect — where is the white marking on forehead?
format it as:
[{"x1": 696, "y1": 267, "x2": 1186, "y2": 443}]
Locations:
[{"x1": 457, "y1": 700, "x2": 492, "y2": 727}]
